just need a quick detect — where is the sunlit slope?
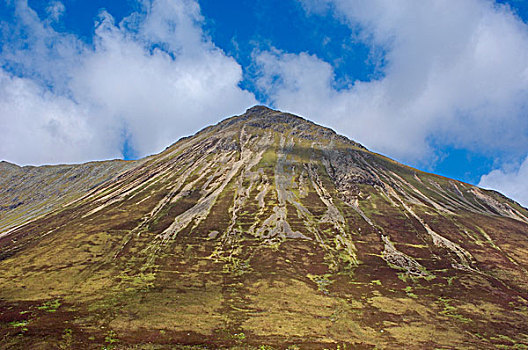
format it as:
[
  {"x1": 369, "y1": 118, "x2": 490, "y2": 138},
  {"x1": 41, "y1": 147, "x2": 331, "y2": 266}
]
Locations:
[
  {"x1": 1, "y1": 106, "x2": 527, "y2": 349},
  {"x1": 0, "y1": 159, "x2": 135, "y2": 234}
]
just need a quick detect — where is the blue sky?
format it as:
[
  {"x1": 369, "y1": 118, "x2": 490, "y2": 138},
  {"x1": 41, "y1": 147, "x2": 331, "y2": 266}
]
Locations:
[{"x1": 1, "y1": 0, "x2": 528, "y2": 206}]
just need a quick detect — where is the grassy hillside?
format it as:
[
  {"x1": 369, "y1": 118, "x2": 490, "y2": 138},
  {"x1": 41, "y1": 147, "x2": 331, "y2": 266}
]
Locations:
[{"x1": 1, "y1": 106, "x2": 527, "y2": 349}]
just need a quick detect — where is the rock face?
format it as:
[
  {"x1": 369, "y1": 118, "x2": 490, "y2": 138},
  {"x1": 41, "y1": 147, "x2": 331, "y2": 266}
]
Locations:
[{"x1": 1, "y1": 106, "x2": 528, "y2": 349}]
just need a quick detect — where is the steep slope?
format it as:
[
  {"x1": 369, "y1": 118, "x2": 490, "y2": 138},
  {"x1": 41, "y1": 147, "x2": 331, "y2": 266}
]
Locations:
[
  {"x1": 0, "y1": 159, "x2": 136, "y2": 235},
  {"x1": 1, "y1": 106, "x2": 527, "y2": 349}
]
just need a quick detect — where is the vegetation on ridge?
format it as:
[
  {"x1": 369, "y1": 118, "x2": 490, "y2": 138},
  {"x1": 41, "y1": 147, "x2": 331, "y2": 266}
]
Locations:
[{"x1": 0, "y1": 106, "x2": 527, "y2": 349}]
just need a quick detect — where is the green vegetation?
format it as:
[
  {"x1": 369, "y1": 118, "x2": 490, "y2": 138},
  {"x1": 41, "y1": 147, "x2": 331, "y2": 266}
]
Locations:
[
  {"x1": 60, "y1": 328, "x2": 73, "y2": 349},
  {"x1": 1, "y1": 107, "x2": 528, "y2": 349},
  {"x1": 232, "y1": 332, "x2": 246, "y2": 340},
  {"x1": 307, "y1": 273, "x2": 333, "y2": 293},
  {"x1": 403, "y1": 286, "x2": 418, "y2": 298},
  {"x1": 37, "y1": 299, "x2": 61, "y2": 312},
  {"x1": 8, "y1": 320, "x2": 29, "y2": 328},
  {"x1": 103, "y1": 330, "x2": 119, "y2": 349},
  {"x1": 437, "y1": 297, "x2": 472, "y2": 323}
]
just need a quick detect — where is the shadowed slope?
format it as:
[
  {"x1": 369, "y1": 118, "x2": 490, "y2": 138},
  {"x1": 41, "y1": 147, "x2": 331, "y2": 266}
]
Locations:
[{"x1": 1, "y1": 106, "x2": 528, "y2": 349}]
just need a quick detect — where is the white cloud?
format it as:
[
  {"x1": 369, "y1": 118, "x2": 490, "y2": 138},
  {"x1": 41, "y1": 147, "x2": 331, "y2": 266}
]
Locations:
[
  {"x1": 0, "y1": 0, "x2": 256, "y2": 165},
  {"x1": 46, "y1": 1, "x2": 65, "y2": 22},
  {"x1": 256, "y1": 0, "x2": 528, "y2": 164},
  {"x1": 0, "y1": 70, "x2": 119, "y2": 165},
  {"x1": 479, "y1": 156, "x2": 528, "y2": 207},
  {"x1": 3, "y1": 0, "x2": 528, "y2": 187}
]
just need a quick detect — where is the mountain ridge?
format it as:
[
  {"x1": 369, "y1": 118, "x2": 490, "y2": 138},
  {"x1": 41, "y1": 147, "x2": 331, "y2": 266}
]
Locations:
[
  {"x1": 1, "y1": 105, "x2": 522, "y2": 217},
  {"x1": 1, "y1": 106, "x2": 528, "y2": 349}
]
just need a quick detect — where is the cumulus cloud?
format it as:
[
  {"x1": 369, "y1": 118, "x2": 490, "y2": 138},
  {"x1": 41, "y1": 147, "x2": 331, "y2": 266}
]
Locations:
[
  {"x1": 46, "y1": 1, "x2": 65, "y2": 22},
  {"x1": 255, "y1": 0, "x2": 528, "y2": 163},
  {"x1": 0, "y1": 0, "x2": 256, "y2": 165},
  {"x1": 479, "y1": 156, "x2": 528, "y2": 207},
  {"x1": 0, "y1": 70, "x2": 118, "y2": 164}
]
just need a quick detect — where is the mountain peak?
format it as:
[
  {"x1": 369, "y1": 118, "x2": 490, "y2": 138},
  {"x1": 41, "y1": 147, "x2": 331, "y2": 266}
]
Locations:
[
  {"x1": 210, "y1": 105, "x2": 366, "y2": 150},
  {"x1": 245, "y1": 104, "x2": 276, "y2": 114}
]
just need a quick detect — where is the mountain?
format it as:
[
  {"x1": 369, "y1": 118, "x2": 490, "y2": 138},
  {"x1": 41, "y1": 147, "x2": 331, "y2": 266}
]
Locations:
[
  {"x1": 0, "y1": 160, "x2": 135, "y2": 235},
  {"x1": 1, "y1": 105, "x2": 527, "y2": 349}
]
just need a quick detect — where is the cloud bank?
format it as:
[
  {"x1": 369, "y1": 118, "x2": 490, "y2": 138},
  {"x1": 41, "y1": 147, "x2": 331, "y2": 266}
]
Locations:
[
  {"x1": 0, "y1": 0, "x2": 256, "y2": 165},
  {"x1": 479, "y1": 156, "x2": 528, "y2": 207},
  {"x1": 255, "y1": 0, "x2": 528, "y2": 164}
]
